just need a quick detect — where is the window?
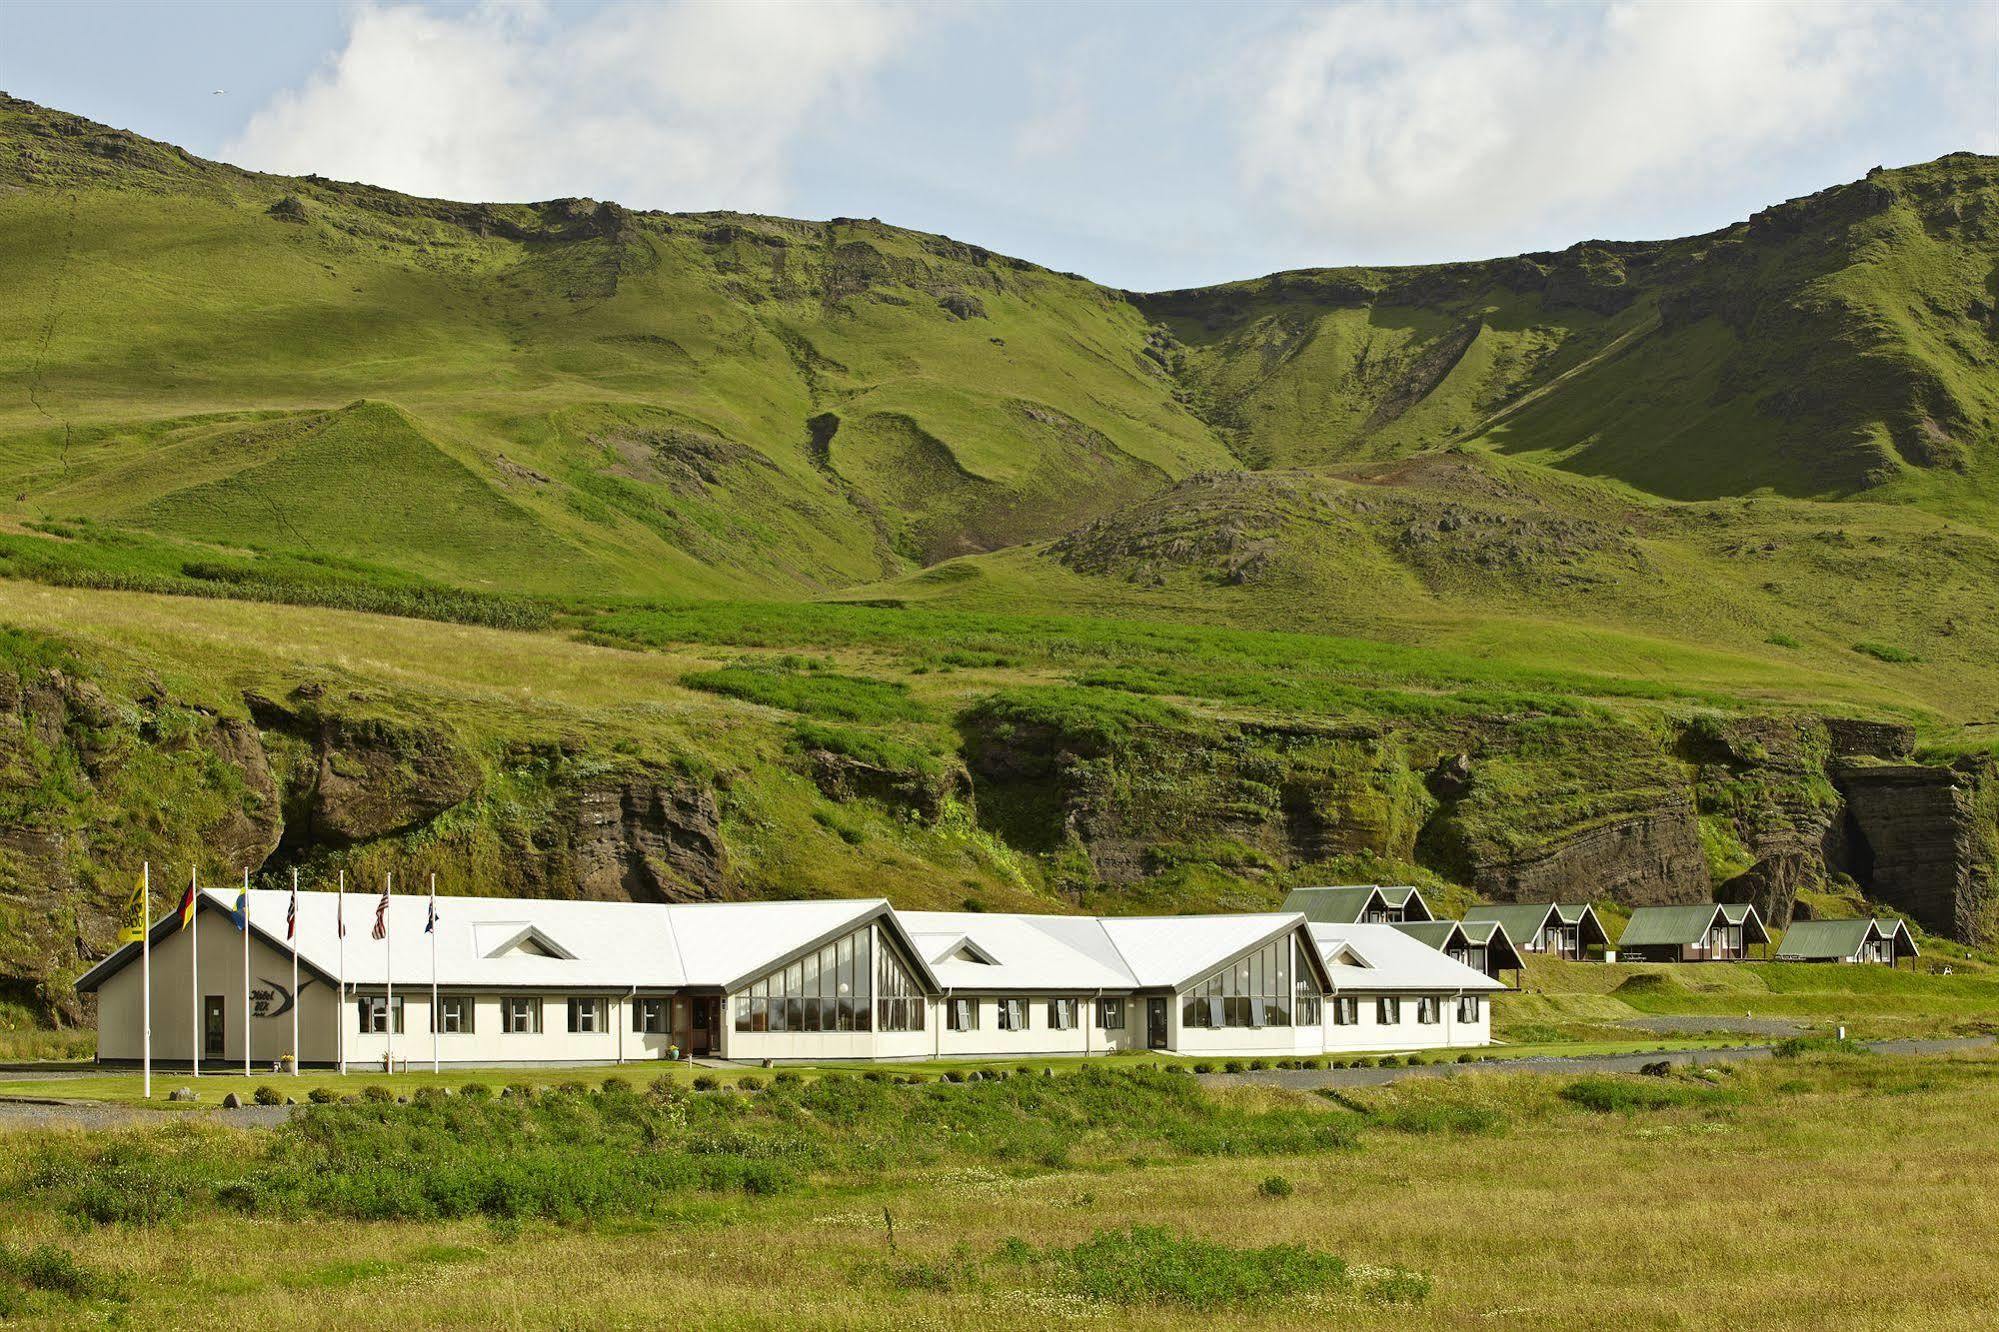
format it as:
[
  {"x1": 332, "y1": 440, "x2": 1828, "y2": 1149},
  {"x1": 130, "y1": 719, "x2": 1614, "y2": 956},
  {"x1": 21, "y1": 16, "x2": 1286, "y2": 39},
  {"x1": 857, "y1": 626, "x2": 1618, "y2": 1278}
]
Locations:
[
  {"x1": 999, "y1": 998, "x2": 1029, "y2": 1031},
  {"x1": 947, "y1": 997, "x2": 977, "y2": 1031},
  {"x1": 503, "y1": 996, "x2": 542, "y2": 1034},
  {"x1": 567, "y1": 997, "x2": 605, "y2": 1033},
  {"x1": 357, "y1": 995, "x2": 404, "y2": 1035},
  {"x1": 1096, "y1": 997, "x2": 1126, "y2": 1030},
  {"x1": 1048, "y1": 998, "x2": 1078, "y2": 1030},
  {"x1": 733, "y1": 924, "x2": 925, "y2": 1035},
  {"x1": 1332, "y1": 995, "x2": 1358, "y2": 1026},
  {"x1": 432, "y1": 995, "x2": 473, "y2": 1035},
  {"x1": 1180, "y1": 933, "x2": 1297, "y2": 1029},
  {"x1": 1376, "y1": 996, "x2": 1401, "y2": 1025},
  {"x1": 1457, "y1": 995, "x2": 1480, "y2": 1023},
  {"x1": 634, "y1": 997, "x2": 668, "y2": 1034},
  {"x1": 1416, "y1": 996, "x2": 1440, "y2": 1025}
]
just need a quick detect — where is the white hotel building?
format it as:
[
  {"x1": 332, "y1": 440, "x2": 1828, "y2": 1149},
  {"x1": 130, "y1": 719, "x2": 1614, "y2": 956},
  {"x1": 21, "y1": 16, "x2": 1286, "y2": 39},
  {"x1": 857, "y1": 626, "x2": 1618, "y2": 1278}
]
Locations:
[{"x1": 80, "y1": 890, "x2": 1500, "y2": 1069}]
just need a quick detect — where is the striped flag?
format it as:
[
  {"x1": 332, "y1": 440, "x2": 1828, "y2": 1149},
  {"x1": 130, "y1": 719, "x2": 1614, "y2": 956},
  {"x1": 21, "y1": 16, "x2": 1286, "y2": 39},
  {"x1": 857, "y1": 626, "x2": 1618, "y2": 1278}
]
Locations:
[
  {"x1": 372, "y1": 882, "x2": 390, "y2": 941},
  {"x1": 425, "y1": 886, "x2": 438, "y2": 934},
  {"x1": 177, "y1": 877, "x2": 198, "y2": 930},
  {"x1": 286, "y1": 879, "x2": 298, "y2": 940}
]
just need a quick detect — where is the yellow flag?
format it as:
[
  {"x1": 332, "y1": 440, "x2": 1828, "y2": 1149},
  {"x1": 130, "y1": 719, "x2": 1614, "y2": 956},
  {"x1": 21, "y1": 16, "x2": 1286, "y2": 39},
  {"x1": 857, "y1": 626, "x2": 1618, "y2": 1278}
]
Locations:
[{"x1": 116, "y1": 872, "x2": 147, "y2": 945}]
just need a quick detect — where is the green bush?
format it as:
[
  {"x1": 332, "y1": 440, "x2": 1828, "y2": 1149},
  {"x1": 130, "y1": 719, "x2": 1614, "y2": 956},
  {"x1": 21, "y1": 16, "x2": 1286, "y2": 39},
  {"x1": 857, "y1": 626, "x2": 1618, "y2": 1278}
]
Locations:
[
  {"x1": 252, "y1": 1085, "x2": 282, "y2": 1107},
  {"x1": 944, "y1": 1070, "x2": 967, "y2": 1083},
  {"x1": 1257, "y1": 1175, "x2": 1294, "y2": 1198},
  {"x1": 734, "y1": 1075, "x2": 763, "y2": 1092},
  {"x1": 307, "y1": 1087, "x2": 339, "y2": 1105},
  {"x1": 774, "y1": 1070, "x2": 802, "y2": 1085},
  {"x1": 600, "y1": 1077, "x2": 633, "y2": 1096},
  {"x1": 0, "y1": 1241, "x2": 122, "y2": 1306},
  {"x1": 1223, "y1": 1061, "x2": 1246, "y2": 1074},
  {"x1": 1192, "y1": 1062, "x2": 1214, "y2": 1074},
  {"x1": 458, "y1": 1083, "x2": 492, "y2": 1099},
  {"x1": 1049, "y1": 1225, "x2": 1349, "y2": 1310},
  {"x1": 1773, "y1": 1035, "x2": 1871, "y2": 1059},
  {"x1": 1560, "y1": 1076, "x2": 1737, "y2": 1113},
  {"x1": 360, "y1": 1085, "x2": 394, "y2": 1103},
  {"x1": 691, "y1": 1074, "x2": 720, "y2": 1091},
  {"x1": 1375, "y1": 1105, "x2": 1507, "y2": 1136}
]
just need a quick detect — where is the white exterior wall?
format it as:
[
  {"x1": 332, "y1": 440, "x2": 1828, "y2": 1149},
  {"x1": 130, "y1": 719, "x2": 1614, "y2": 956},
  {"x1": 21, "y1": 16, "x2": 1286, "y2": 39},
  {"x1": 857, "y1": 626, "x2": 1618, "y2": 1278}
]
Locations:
[{"x1": 1323, "y1": 992, "x2": 1490, "y2": 1053}]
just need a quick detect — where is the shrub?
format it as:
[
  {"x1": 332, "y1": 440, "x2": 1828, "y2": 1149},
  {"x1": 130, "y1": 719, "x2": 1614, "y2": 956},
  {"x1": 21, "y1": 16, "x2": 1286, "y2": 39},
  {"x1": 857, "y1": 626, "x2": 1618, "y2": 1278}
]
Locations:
[
  {"x1": 600, "y1": 1077, "x2": 633, "y2": 1096},
  {"x1": 1378, "y1": 1056, "x2": 1403, "y2": 1068},
  {"x1": 307, "y1": 1087, "x2": 339, "y2": 1105},
  {"x1": 734, "y1": 1075, "x2": 763, "y2": 1092},
  {"x1": 458, "y1": 1083, "x2": 492, "y2": 1099},
  {"x1": 1223, "y1": 1061, "x2": 1246, "y2": 1075},
  {"x1": 1853, "y1": 641, "x2": 1919, "y2": 664},
  {"x1": 773, "y1": 1070, "x2": 802, "y2": 1085},
  {"x1": 1559, "y1": 1076, "x2": 1736, "y2": 1113},
  {"x1": 0, "y1": 1242, "x2": 121, "y2": 1304},
  {"x1": 251, "y1": 1085, "x2": 282, "y2": 1107},
  {"x1": 1048, "y1": 1225, "x2": 1349, "y2": 1310},
  {"x1": 944, "y1": 1070, "x2": 967, "y2": 1084},
  {"x1": 1257, "y1": 1175, "x2": 1294, "y2": 1199},
  {"x1": 1016, "y1": 1065, "x2": 1036, "y2": 1077},
  {"x1": 1376, "y1": 1105, "x2": 1507, "y2": 1136},
  {"x1": 1192, "y1": 1062, "x2": 1214, "y2": 1074},
  {"x1": 1456, "y1": 1053, "x2": 1476, "y2": 1064},
  {"x1": 1247, "y1": 1059, "x2": 1269, "y2": 1071},
  {"x1": 1773, "y1": 1035, "x2": 1871, "y2": 1059},
  {"x1": 691, "y1": 1075, "x2": 720, "y2": 1092},
  {"x1": 360, "y1": 1085, "x2": 394, "y2": 1103},
  {"x1": 863, "y1": 1070, "x2": 891, "y2": 1083},
  {"x1": 503, "y1": 1083, "x2": 535, "y2": 1100}
]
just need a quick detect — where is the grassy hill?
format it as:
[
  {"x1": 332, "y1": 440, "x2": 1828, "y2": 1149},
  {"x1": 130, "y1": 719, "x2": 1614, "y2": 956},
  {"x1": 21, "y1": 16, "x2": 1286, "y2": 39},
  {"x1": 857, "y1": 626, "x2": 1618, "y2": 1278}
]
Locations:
[{"x1": 0, "y1": 93, "x2": 1996, "y2": 1021}]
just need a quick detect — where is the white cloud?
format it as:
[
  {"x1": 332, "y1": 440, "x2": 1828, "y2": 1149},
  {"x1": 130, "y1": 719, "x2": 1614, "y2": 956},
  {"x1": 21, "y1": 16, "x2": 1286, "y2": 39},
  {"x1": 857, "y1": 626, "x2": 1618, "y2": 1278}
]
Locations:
[
  {"x1": 1234, "y1": 0, "x2": 1983, "y2": 254},
  {"x1": 224, "y1": 0, "x2": 918, "y2": 210}
]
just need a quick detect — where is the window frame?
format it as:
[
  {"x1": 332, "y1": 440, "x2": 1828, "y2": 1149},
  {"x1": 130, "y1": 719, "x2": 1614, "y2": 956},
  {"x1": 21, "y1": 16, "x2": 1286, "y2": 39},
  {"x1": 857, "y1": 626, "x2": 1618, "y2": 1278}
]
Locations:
[
  {"x1": 1096, "y1": 997, "x2": 1126, "y2": 1030},
  {"x1": 1416, "y1": 996, "x2": 1440, "y2": 1025},
  {"x1": 357, "y1": 994, "x2": 404, "y2": 1035},
  {"x1": 634, "y1": 996, "x2": 668, "y2": 1034},
  {"x1": 1376, "y1": 996, "x2": 1401, "y2": 1025},
  {"x1": 1047, "y1": 997, "x2": 1078, "y2": 1031},
  {"x1": 1331, "y1": 995, "x2": 1357, "y2": 1026},
  {"x1": 998, "y1": 997, "x2": 1029, "y2": 1031},
  {"x1": 503, "y1": 995, "x2": 543, "y2": 1035},
  {"x1": 567, "y1": 996, "x2": 606, "y2": 1034},
  {"x1": 947, "y1": 997, "x2": 978, "y2": 1031},
  {"x1": 1456, "y1": 995, "x2": 1480, "y2": 1023},
  {"x1": 431, "y1": 994, "x2": 473, "y2": 1035}
]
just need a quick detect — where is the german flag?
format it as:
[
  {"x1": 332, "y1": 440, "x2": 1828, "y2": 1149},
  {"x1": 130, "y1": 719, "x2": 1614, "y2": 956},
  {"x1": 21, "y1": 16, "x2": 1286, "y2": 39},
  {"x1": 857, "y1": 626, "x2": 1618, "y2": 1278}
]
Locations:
[{"x1": 177, "y1": 877, "x2": 198, "y2": 930}]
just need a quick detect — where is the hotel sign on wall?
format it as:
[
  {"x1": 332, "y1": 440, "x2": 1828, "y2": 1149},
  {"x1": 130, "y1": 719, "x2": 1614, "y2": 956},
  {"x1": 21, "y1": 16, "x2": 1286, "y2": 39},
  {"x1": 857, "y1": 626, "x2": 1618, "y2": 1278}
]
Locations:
[{"x1": 252, "y1": 977, "x2": 312, "y2": 1019}]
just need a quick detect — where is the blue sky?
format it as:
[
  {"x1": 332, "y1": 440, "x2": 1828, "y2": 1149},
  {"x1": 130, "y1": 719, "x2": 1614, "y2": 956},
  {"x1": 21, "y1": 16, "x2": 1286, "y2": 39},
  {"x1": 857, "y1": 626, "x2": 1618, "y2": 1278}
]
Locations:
[{"x1": 3, "y1": 0, "x2": 1993, "y2": 290}]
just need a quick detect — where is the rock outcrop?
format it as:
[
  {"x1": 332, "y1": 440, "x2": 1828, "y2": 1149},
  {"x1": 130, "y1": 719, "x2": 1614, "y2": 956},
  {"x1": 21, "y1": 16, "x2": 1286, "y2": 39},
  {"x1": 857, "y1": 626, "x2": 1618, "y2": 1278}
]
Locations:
[
  {"x1": 1453, "y1": 797, "x2": 1711, "y2": 907},
  {"x1": 567, "y1": 774, "x2": 729, "y2": 902},
  {"x1": 1835, "y1": 760, "x2": 1997, "y2": 941},
  {"x1": 1718, "y1": 851, "x2": 1814, "y2": 928}
]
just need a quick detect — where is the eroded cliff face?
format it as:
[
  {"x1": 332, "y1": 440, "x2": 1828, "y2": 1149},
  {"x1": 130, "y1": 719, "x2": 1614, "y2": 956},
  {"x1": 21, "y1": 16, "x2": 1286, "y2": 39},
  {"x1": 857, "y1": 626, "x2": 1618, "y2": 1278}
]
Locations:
[{"x1": 1835, "y1": 760, "x2": 1998, "y2": 941}]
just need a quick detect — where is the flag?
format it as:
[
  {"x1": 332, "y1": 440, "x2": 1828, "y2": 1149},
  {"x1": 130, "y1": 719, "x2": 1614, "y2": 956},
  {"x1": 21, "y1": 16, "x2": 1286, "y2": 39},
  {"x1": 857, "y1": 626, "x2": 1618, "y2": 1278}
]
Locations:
[
  {"x1": 337, "y1": 890, "x2": 346, "y2": 939},
  {"x1": 425, "y1": 890, "x2": 438, "y2": 935},
  {"x1": 286, "y1": 880, "x2": 298, "y2": 940},
  {"x1": 116, "y1": 871, "x2": 147, "y2": 944},
  {"x1": 372, "y1": 883, "x2": 390, "y2": 941},
  {"x1": 233, "y1": 881, "x2": 249, "y2": 931},
  {"x1": 177, "y1": 877, "x2": 198, "y2": 930}
]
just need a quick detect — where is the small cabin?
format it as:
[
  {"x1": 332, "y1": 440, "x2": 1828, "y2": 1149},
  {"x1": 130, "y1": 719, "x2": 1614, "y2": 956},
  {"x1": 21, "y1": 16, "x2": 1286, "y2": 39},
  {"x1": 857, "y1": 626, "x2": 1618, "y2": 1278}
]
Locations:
[
  {"x1": 1775, "y1": 917, "x2": 1919, "y2": 967},
  {"x1": 1617, "y1": 903, "x2": 1770, "y2": 963},
  {"x1": 1461, "y1": 902, "x2": 1610, "y2": 961},
  {"x1": 1392, "y1": 918, "x2": 1524, "y2": 983},
  {"x1": 1284, "y1": 885, "x2": 1436, "y2": 927}
]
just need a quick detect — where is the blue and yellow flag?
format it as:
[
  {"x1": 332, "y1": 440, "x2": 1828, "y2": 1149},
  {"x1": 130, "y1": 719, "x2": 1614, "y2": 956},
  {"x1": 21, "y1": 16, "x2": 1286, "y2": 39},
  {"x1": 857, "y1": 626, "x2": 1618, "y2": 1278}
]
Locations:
[
  {"x1": 233, "y1": 883, "x2": 249, "y2": 932},
  {"x1": 115, "y1": 872, "x2": 147, "y2": 945}
]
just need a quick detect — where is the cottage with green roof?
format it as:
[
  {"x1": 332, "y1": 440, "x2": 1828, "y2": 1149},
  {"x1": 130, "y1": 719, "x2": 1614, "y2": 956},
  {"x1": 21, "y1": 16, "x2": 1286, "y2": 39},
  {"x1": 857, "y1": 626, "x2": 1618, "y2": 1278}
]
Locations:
[
  {"x1": 1775, "y1": 918, "x2": 1919, "y2": 967},
  {"x1": 1461, "y1": 902, "x2": 1610, "y2": 961},
  {"x1": 1283, "y1": 885, "x2": 1435, "y2": 926},
  {"x1": 1392, "y1": 918, "x2": 1525, "y2": 981},
  {"x1": 1616, "y1": 902, "x2": 1769, "y2": 963}
]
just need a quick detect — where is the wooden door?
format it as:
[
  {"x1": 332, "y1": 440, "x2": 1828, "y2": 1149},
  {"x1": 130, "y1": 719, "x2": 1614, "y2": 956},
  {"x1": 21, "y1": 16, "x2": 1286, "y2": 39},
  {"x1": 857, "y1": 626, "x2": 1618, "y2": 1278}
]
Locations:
[{"x1": 204, "y1": 995, "x2": 226, "y2": 1057}]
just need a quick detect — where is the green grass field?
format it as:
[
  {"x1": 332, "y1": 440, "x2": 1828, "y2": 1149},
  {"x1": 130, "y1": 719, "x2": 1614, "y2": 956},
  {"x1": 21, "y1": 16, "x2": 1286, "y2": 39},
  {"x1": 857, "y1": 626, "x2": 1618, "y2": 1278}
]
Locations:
[{"x1": 5, "y1": 1050, "x2": 1999, "y2": 1328}]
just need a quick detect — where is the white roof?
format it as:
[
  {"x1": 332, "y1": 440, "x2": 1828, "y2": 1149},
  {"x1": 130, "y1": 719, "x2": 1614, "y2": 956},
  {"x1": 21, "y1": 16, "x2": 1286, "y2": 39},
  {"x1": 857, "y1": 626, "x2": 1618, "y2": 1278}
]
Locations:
[
  {"x1": 902, "y1": 912, "x2": 1140, "y2": 991},
  {"x1": 80, "y1": 891, "x2": 1491, "y2": 998},
  {"x1": 1098, "y1": 913, "x2": 1310, "y2": 988},
  {"x1": 171, "y1": 889, "x2": 892, "y2": 991},
  {"x1": 1310, "y1": 923, "x2": 1505, "y2": 993}
]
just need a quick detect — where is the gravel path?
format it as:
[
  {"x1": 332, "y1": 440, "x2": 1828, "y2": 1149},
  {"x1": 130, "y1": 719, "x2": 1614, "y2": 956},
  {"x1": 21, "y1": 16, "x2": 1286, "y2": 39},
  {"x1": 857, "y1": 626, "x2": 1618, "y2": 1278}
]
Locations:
[
  {"x1": 1205, "y1": 1034, "x2": 1995, "y2": 1092},
  {"x1": 0, "y1": 1098, "x2": 295, "y2": 1132}
]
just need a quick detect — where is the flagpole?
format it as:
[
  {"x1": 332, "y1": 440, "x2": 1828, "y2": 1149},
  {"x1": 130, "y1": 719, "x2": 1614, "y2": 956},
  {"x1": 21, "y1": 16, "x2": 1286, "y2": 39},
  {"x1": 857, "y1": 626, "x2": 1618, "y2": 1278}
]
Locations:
[
  {"x1": 242, "y1": 867, "x2": 252, "y2": 1077},
  {"x1": 384, "y1": 871, "x2": 394, "y2": 1073},
  {"x1": 141, "y1": 862, "x2": 151, "y2": 1100},
  {"x1": 190, "y1": 866, "x2": 200, "y2": 1080},
  {"x1": 430, "y1": 873, "x2": 440, "y2": 1075},
  {"x1": 337, "y1": 869, "x2": 347, "y2": 1076},
  {"x1": 290, "y1": 867, "x2": 300, "y2": 1076}
]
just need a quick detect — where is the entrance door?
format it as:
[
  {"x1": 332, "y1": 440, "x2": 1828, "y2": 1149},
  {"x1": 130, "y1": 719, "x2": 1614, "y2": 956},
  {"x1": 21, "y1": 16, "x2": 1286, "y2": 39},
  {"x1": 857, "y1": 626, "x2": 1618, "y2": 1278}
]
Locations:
[
  {"x1": 1146, "y1": 997, "x2": 1168, "y2": 1050},
  {"x1": 671, "y1": 997, "x2": 719, "y2": 1057},
  {"x1": 204, "y1": 995, "x2": 226, "y2": 1058}
]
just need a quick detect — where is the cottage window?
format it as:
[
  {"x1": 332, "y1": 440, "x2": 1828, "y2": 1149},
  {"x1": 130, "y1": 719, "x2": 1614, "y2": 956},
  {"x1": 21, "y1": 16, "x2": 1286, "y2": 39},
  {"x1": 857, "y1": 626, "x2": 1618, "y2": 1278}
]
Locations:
[
  {"x1": 431, "y1": 995, "x2": 473, "y2": 1035},
  {"x1": 1048, "y1": 998, "x2": 1078, "y2": 1030},
  {"x1": 1376, "y1": 996, "x2": 1401, "y2": 1025},
  {"x1": 999, "y1": 998, "x2": 1029, "y2": 1031},
  {"x1": 566, "y1": 997, "x2": 604, "y2": 1033},
  {"x1": 357, "y1": 995, "x2": 404, "y2": 1035},
  {"x1": 1457, "y1": 995, "x2": 1480, "y2": 1023},
  {"x1": 947, "y1": 997, "x2": 977, "y2": 1031},
  {"x1": 1096, "y1": 998, "x2": 1125, "y2": 1030},
  {"x1": 503, "y1": 996, "x2": 541, "y2": 1034},
  {"x1": 1331, "y1": 995, "x2": 1358, "y2": 1026},
  {"x1": 1416, "y1": 997, "x2": 1440, "y2": 1025},
  {"x1": 634, "y1": 997, "x2": 668, "y2": 1034}
]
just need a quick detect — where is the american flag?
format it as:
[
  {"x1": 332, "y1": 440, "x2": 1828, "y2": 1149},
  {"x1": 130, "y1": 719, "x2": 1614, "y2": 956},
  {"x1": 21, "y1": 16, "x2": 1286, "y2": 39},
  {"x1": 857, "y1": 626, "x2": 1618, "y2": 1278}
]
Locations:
[{"x1": 372, "y1": 883, "x2": 390, "y2": 941}]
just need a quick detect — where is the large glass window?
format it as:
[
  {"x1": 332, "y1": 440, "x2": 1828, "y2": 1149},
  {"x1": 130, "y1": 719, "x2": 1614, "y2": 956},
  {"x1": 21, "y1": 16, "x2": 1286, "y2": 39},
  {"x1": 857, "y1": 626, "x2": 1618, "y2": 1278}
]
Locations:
[
  {"x1": 734, "y1": 924, "x2": 926, "y2": 1035},
  {"x1": 634, "y1": 997, "x2": 668, "y2": 1034},
  {"x1": 1181, "y1": 934, "x2": 1314, "y2": 1029}
]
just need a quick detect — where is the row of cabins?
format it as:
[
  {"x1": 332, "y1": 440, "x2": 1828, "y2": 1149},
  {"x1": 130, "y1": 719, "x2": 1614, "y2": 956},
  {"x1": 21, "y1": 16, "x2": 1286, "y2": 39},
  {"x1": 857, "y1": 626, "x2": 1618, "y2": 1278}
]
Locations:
[
  {"x1": 81, "y1": 890, "x2": 1503, "y2": 1069},
  {"x1": 1283, "y1": 885, "x2": 1920, "y2": 970}
]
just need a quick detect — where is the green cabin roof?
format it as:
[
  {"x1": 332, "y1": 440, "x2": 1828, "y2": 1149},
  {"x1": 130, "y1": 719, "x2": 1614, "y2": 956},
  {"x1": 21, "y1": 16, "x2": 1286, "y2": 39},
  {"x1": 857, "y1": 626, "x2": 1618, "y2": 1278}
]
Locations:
[
  {"x1": 1774, "y1": 918, "x2": 1875, "y2": 960},
  {"x1": 1461, "y1": 904, "x2": 1555, "y2": 939},
  {"x1": 1283, "y1": 886, "x2": 1379, "y2": 924},
  {"x1": 1391, "y1": 920, "x2": 1460, "y2": 950},
  {"x1": 1619, "y1": 903, "x2": 1768, "y2": 948}
]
